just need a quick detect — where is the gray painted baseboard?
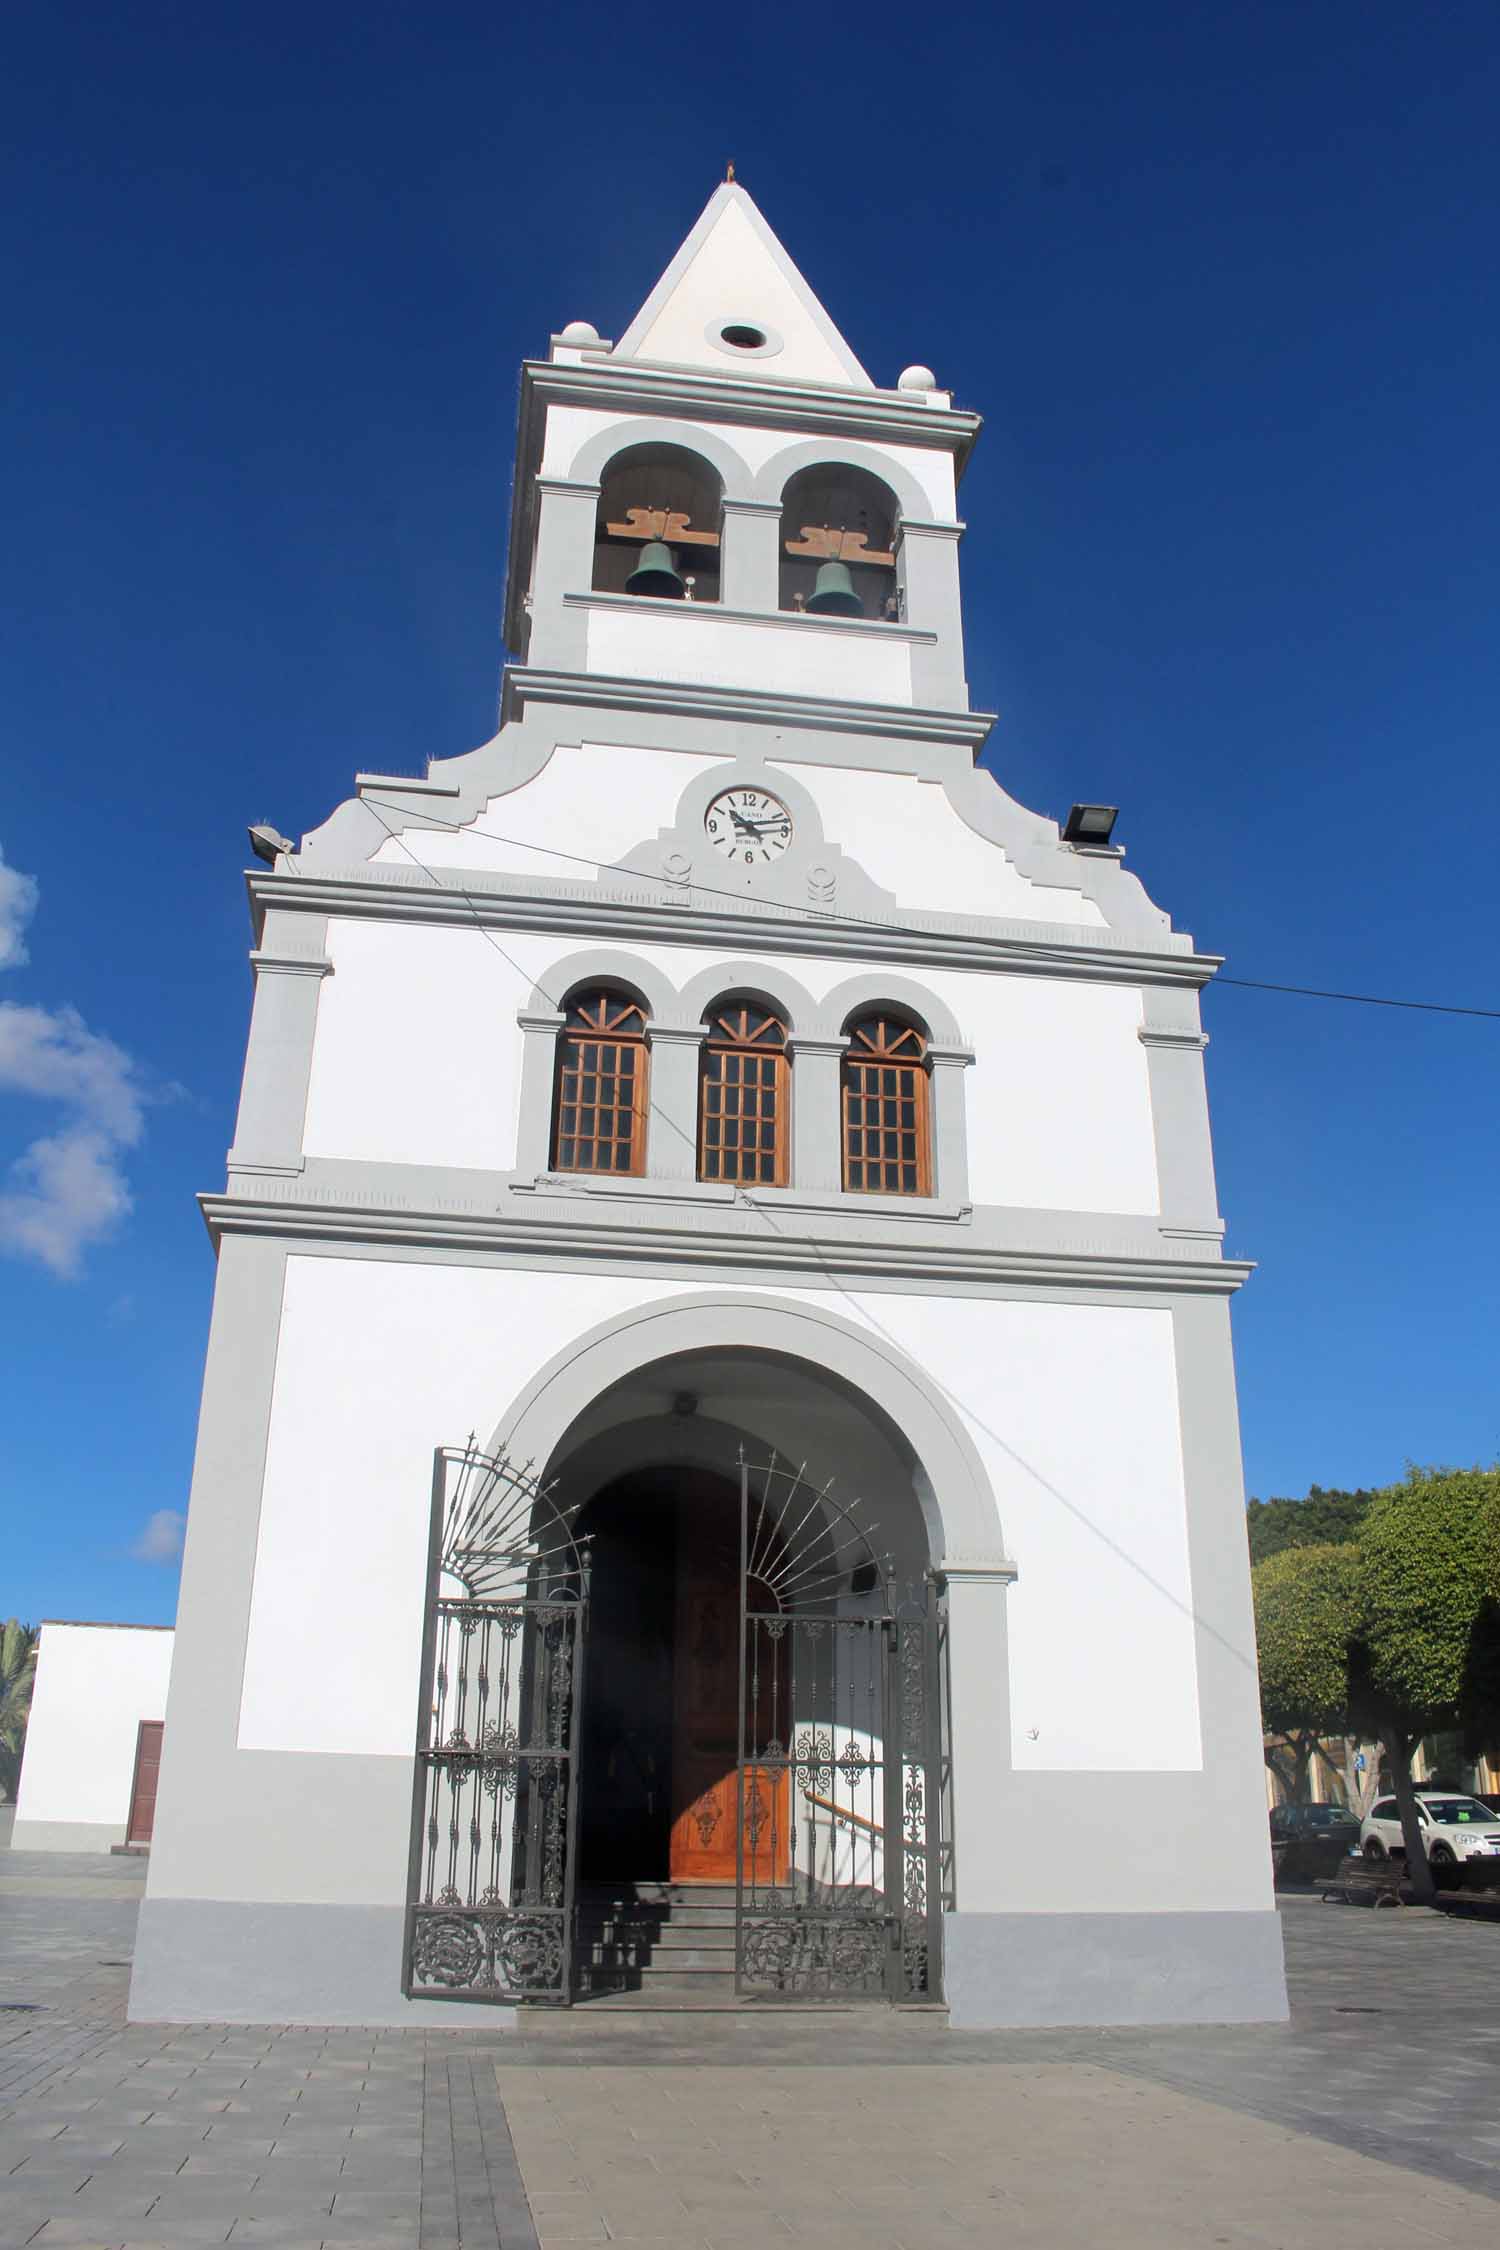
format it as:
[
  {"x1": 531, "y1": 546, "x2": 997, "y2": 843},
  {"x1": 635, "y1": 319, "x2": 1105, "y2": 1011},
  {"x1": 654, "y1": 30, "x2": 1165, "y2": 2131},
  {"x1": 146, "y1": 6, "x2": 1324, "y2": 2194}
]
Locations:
[
  {"x1": 129, "y1": 1899, "x2": 520, "y2": 2030},
  {"x1": 9, "y1": 1818, "x2": 125, "y2": 1854},
  {"x1": 943, "y1": 1908, "x2": 1288, "y2": 2027}
]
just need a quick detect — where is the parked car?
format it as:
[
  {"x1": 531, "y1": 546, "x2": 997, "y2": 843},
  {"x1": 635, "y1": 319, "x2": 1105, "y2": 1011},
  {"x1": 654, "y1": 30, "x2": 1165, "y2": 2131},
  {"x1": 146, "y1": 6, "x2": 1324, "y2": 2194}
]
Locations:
[
  {"x1": 1360, "y1": 1792, "x2": 1500, "y2": 1866},
  {"x1": 1269, "y1": 1802, "x2": 1361, "y2": 1849},
  {"x1": 1268, "y1": 1801, "x2": 1362, "y2": 1881}
]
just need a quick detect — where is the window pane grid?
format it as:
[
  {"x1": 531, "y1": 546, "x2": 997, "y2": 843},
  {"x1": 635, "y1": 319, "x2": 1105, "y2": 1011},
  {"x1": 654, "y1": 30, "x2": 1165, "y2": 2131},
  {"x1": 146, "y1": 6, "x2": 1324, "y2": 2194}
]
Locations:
[
  {"x1": 698, "y1": 1006, "x2": 787, "y2": 1185},
  {"x1": 841, "y1": 1014, "x2": 931, "y2": 1196},
  {"x1": 552, "y1": 991, "x2": 647, "y2": 1176}
]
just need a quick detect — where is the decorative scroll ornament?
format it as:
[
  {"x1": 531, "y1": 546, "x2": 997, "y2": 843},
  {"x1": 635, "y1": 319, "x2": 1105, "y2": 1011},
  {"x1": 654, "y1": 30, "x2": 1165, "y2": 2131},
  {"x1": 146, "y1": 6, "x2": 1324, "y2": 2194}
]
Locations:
[
  {"x1": 412, "y1": 1915, "x2": 485, "y2": 1990},
  {"x1": 494, "y1": 1916, "x2": 564, "y2": 1991}
]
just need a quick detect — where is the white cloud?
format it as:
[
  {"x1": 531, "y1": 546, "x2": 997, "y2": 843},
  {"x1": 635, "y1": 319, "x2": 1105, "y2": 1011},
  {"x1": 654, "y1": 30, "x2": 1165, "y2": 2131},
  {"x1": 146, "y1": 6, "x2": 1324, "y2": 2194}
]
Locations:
[
  {"x1": 0, "y1": 844, "x2": 152, "y2": 1279},
  {"x1": 131, "y1": 1509, "x2": 186, "y2": 1565},
  {"x1": 0, "y1": 843, "x2": 39, "y2": 970}
]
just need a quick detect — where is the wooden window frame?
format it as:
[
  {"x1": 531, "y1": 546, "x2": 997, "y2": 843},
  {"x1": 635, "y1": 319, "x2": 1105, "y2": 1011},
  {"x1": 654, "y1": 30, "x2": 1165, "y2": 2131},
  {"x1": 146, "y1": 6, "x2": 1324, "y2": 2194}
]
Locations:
[
  {"x1": 551, "y1": 989, "x2": 649, "y2": 1177},
  {"x1": 840, "y1": 1014, "x2": 932, "y2": 1197},
  {"x1": 698, "y1": 1001, "x2": 789, "y2": 1188}
]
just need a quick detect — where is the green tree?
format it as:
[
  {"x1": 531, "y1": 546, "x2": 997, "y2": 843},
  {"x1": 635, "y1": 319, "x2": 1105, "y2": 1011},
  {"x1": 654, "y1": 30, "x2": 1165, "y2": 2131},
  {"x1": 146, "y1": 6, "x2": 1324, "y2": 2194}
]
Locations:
[
  {"x1": 1352, "y1": 1466, "x2": 1500, "y2": 1900},
  {"x1": 1245, "y1": 1486, "x2": 1376, "y2": 1566},
  {"x1": 0, "y1": 1620, "x2": 39, "y2": 1803},
  {"x1": 1252, "y1": 1543, "x2": 1361, "y2": 1800}
]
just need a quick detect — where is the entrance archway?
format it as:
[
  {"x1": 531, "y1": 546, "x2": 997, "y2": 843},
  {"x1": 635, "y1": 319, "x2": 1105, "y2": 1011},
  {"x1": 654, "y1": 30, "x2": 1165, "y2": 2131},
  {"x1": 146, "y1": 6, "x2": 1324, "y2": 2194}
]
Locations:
[{"x1": 541, "y1": 1346, "x2": 947, "y2": 2002}]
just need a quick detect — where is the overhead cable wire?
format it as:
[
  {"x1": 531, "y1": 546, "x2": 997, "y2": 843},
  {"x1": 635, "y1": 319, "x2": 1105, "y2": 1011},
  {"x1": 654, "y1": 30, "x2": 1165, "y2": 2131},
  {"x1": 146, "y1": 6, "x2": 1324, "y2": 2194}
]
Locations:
[
  {"x1": 357, "y1": 796, "x2": 1261, "y2": 1673},
  {"x1": 357, "y1": 798, "x2": 1499, "y2": 1024}
]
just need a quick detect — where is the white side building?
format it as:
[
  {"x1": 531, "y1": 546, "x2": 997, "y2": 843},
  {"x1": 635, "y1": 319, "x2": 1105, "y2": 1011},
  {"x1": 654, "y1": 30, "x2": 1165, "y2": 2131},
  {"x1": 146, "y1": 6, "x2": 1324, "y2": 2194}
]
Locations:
[
  {"x1": 13, "y1": 1623, "x2": 174, "y2": 1853},
  {"x1": 131, "y1": 184, "x2": 1285, "y2": 2029}
]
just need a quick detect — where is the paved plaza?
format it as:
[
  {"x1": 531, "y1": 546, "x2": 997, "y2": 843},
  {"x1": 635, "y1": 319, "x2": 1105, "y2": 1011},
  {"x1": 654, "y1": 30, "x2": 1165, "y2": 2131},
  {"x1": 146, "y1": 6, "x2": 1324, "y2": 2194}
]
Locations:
[{"x1": 3, "y1": 1850, "x2": 1499, "y2": 2247}]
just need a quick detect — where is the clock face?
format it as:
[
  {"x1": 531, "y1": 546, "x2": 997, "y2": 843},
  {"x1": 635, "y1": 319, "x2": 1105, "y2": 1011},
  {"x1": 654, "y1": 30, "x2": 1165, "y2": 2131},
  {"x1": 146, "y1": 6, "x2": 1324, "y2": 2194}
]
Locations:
[{"x1": 704, "y1": 786, "x2": 794, "y2": 866}]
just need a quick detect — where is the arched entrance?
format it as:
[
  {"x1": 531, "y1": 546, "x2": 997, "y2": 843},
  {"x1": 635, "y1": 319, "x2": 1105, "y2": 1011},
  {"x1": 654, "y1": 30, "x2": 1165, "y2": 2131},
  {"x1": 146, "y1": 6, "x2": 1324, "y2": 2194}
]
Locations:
[
  {"x1": 547, "y1": 1345, "x2": 946, "y2": 2004},
  {"x1": 404, "y1": 1308, "x2": 986, "y2": 2009}
]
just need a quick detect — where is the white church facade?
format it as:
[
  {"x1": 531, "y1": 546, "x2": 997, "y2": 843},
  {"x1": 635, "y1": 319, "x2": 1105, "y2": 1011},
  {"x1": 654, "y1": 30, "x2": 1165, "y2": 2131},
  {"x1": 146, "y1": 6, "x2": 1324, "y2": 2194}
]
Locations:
[{"x1": 131, "y1": 184, "x2": 1286, "y2": 2029}]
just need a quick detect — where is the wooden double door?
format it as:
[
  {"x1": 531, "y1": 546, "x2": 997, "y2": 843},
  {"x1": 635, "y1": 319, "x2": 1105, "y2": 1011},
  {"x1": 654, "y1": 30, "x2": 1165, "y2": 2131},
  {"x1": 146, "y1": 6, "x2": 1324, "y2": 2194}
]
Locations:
[
  {"x1": 577, "y1": 1469, "x2": 786, "y2": 1887},
  {"x1": 667, "y1": 1504, "x2": 787, "y2": 1883}
]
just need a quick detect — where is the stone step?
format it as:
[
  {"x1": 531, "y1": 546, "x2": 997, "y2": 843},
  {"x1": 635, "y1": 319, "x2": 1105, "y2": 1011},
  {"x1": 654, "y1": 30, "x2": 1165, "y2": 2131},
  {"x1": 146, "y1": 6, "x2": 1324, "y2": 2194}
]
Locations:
[{"x1": 581, "y1": 1939, "x2": 736, "y2": 1973}]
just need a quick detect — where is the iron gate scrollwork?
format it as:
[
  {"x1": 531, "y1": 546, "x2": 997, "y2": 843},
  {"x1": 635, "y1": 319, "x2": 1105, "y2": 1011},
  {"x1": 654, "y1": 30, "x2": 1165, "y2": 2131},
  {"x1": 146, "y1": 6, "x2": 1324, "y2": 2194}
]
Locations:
[
  {"x1": 403, "y1": 1444, "x2": 588, "y2": 2006},
  {"x1": 735, "y1": 1457, "x2": 945, "y2": 2003}
]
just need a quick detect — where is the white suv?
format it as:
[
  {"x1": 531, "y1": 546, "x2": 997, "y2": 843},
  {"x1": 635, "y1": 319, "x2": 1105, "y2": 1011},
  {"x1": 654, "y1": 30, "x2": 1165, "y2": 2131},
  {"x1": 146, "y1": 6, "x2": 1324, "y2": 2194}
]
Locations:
[{"x1": 1360, "y1": 1792, "x2": 1500, "y2": 1867}]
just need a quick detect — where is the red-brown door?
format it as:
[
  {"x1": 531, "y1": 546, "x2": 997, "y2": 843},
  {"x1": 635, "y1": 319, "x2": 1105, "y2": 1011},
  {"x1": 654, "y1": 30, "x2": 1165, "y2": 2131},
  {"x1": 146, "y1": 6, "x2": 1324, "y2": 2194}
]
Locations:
[
  {"x1": 125, "y1": 1720, "x2": 163, "y2": 1846},
  {"x1": 668, "y1": 1502, "x2": 787, "y2": 1882}
]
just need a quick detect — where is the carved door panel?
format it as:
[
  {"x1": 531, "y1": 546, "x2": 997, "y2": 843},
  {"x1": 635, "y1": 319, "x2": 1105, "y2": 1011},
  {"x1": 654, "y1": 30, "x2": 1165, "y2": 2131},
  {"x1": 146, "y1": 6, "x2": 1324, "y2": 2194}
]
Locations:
[{"x1": 669, "y1": 1507, "x2": 787, "y2": 1882}]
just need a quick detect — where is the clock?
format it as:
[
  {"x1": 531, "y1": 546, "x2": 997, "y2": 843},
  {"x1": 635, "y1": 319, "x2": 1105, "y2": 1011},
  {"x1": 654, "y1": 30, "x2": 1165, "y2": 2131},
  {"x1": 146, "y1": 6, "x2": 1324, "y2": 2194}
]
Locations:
[{"x1": 704, "y1": 786, "x2": 794, "y2": 866}]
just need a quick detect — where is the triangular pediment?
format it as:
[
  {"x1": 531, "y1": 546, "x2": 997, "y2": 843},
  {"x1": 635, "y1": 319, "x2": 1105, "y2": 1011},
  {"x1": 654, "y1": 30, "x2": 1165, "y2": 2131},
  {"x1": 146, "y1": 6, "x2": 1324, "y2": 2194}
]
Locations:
[{"x1": 613, "y1": 183, "x2": 872, "y2": 389}]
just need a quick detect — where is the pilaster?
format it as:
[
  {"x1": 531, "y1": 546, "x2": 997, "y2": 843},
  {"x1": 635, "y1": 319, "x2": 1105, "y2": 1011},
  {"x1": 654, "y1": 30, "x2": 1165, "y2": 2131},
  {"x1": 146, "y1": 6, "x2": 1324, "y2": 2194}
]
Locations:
[
  {"x1": 718, "y1": 496, "x2": 783, "y2": 611},
  {"x1": 896, "y1": 519, "x2": 968, "y2": 705},
  {"x1": 226, "y1": 935, "x2": 332, "y2": 1178},
  {"x1": 926, "y1": 1043, "x2": 977, "y2": 1204},
  {"x1": 939, "y1": 1564, "x2": 1018, "y2": 1906},
  {"x1": 514, "y1": 1010, "x2": 567, "y2": 1174},
  {"x1": 787, "y1": 1033, "x2": 847, "y2": 1192},
  {"x1": 1139, "y1": 988, "x2": 1220, "y2": 1233},
  {"x1": 524, "y1": 477, "x2": 598, "y2": 669},
  {"x1": 645, "y1": 1024, "x2": 707, "y2": 1181}
]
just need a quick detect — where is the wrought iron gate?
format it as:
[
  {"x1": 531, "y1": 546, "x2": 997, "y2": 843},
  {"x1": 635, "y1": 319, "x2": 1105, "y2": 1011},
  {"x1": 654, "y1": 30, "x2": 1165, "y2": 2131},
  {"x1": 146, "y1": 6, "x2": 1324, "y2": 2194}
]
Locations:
[
  {"x1": 403, "y1": 1445, "x2": 588, "y2": 2006},
  {"x1": 735, "y1": 1457, "x2": 945, "y2": 2002}
]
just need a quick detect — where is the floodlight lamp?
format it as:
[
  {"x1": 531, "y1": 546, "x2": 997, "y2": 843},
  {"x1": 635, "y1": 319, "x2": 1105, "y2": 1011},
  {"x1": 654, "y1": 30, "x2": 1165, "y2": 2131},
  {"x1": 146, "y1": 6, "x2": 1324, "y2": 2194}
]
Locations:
[
  {"x1": 1062, "y1": 803, "x2": 1119, "y2": 847},
  {"x1": 248, "y1": 823, "x2": 295, "y2": 866}
]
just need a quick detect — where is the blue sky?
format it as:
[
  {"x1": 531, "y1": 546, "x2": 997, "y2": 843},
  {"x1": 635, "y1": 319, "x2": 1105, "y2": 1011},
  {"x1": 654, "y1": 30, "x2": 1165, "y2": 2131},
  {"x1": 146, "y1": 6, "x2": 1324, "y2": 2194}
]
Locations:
[{"x1": 4, "y1": 2, "x2": 1498, "y2": 1625}]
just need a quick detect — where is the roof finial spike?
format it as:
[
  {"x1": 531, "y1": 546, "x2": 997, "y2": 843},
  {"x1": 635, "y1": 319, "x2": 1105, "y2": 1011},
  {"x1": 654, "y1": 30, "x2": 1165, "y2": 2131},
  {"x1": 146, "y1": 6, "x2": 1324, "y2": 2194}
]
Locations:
[{"x1": 725, "y1": 159, "x2": 736, "y2": 183}]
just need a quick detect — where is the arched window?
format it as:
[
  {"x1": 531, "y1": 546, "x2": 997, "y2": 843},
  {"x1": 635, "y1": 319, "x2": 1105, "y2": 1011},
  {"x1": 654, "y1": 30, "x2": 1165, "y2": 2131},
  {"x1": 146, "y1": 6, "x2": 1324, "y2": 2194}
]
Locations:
[
  {"x1": 552, "y1": 989, "x2": 649, "y2": 1176},
  {"x1": 593, "y1": 444, "x2": 723, "y2": 603},
  {"x1": 841, "y1": 1014, "x2": 931, "y2": 1196},
  {"x1": 778, "y1": 464, "x2": 899, "y2": 620},
  {"x1": 698, "y1": 1000, "x2": 788, "y2": 1186}
]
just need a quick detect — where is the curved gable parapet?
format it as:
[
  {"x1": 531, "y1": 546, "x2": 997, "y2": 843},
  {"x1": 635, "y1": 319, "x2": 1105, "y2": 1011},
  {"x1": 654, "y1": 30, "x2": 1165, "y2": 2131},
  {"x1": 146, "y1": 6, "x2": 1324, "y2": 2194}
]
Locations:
[
  {"x1": 942, "y1": 767, "x2": 1185, "y2": 950},
  {"x1": 276, "y1": 703, "x2": 1196, "y2": 967}
]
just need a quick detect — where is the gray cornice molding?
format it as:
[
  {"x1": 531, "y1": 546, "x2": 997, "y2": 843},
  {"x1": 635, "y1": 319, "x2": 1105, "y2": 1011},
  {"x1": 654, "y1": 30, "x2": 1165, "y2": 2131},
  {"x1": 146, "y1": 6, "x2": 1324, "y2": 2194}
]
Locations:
[
  {"x1": 199, "y1": 1191, "x2": 1253, "y2": 1296},
  {"x1": 500, "y1": 665, "x2": 994, "y2": 749},
  {"x1": 562, "y1": 590, "x2": 939, "y2": 648},
  {"x1": 513, "y1": 1173, "x2": 971, "y2": 1225},
  {"x1": 248, "y1": 866, "x2": 1223, "y2": 989},
  {"x1": 940, "y1": 1558, "x2": 1020, "y2": 1585},
  {"x1": 521, "y1": 359, "x2": 981, "y2": 460},
  {"x1": 353, "y1": 770, "x2": 461, "y2": 797},
  {"x1": 718, "y1": 496, "x2": 785, "y2": 518},
  {"x1": 1139, "y1": 1026, "x2": 1210, "y2": 1051},
  {"x1": 248, "y1": 951, "x2": 332, "y2": 980}
]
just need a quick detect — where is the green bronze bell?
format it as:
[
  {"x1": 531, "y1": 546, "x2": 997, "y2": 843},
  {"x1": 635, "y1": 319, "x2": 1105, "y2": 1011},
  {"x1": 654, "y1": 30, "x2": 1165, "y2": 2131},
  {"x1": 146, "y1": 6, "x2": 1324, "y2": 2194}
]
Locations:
[
  {"x1": 806, "y1": 558, "x2": 862, "y2": 617},
  {"x1": 625, "y1": 539, "x2": 686, "y2": 598}
]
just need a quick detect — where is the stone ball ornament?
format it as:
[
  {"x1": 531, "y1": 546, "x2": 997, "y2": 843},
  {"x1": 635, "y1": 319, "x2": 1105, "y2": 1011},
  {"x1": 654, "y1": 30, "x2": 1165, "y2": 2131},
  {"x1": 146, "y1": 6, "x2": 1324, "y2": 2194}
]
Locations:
[
  {"x1": 897, "y1": 364, "x2": 937, "y2": 392},
  {"x1": 558, "y1": 319, "x2": 600, "y2": 342}
]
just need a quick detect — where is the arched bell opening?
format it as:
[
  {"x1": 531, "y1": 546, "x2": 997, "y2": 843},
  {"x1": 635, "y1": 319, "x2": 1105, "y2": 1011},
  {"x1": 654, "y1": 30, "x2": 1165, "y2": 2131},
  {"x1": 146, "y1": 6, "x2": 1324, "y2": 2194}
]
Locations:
[
  {"x1": 592, "y1": 442, "x2": 724, "y2": 603},
  {"x1": 777, "y1": 463, "x2": 899, "y2": 620}
]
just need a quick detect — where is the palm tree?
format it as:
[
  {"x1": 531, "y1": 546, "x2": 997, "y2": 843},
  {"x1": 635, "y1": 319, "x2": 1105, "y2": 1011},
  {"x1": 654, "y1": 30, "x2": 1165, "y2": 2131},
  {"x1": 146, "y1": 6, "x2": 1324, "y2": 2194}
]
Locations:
[{"x1": 0, "y1": 1620, "x2": 39, "y2": 1802}]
